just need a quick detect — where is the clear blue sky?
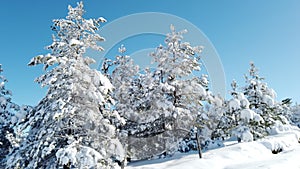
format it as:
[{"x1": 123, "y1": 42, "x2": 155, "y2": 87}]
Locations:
[{"x1": 0, "y1": 0, "x2": 300, "y2": 106}]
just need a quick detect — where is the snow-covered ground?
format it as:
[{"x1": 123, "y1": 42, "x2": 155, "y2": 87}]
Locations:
[{"x1": 127, "y1": 132, "x2": 300, "y2": 169}]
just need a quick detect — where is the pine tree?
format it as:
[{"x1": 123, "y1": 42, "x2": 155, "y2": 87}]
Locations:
[
  {"x1": 212, "y1": 80, "x2": 243, "y2": 141},
  {"x1": 110, "y1": 25, "x2": 208, "y2": 160},
  {"x1": 209, "y1": 94, "x2": 232, "y2": 141},
  {"x1": 149, "y1": 25, "x2": 207, "y2": 135},
  {"x1": 278, "y1": 98, "x2": 293, "y2": 124},
  {"x1": 133, "y1": 25, "x2": 207, "y2": 158},
  {"x1": 180, "y1": 93, "x2": 225, "y2": 152},
  {"x1": 242, "y1": 62, "x2": 286, "y2": 138},
  {"x1": 0, "y1": 64, "x2": 21, "y2": 168},
  {"x1": 291, "y1": 103, "x2": 300, "y2": 128},
  {"x1": 7, "y1": 2, "x2": 124, "y2": 169},
  {"x1": 111, "y1": 47, "x2": 174, "y2": 160},
  {"x1": 111, "y1": 45, "x2": 143, "y2": 124},
  {"x1": 149, "y1": 25, "x2": 209, "y2": 157},
  {"x1": 212, "y1": 79, "x2": 265, "y2": 142}
]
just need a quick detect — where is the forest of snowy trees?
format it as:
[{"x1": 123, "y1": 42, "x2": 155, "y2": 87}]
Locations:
[{"x1": 1, "y1": 2, "x2": 300, "y2": 169}]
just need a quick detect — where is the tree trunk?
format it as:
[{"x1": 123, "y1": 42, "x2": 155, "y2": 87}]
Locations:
[
  {"x1": 196, "y1": 131, "x2": 202, "y2": 159},
  {"x1": 63, "y1": 162, "x2": 71, "y2": 169},
  {"x1": 121, "y1": 136, "x2": 130, "y2": 169},
  {"x1": 121, "y1": 160, "x2": 126, "y2": 169},
  {"x1": 237, "y1": 137, "x2": 242, "y2": 143}
]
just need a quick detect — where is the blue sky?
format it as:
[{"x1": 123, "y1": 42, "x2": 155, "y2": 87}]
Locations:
[{"x1": 0, "y1": 0, "x2": 300, "y2": 106}]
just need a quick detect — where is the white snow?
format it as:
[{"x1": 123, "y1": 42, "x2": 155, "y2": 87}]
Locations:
[
  {"x1": 229, "y1": 99, "x2": 240, "y2": 111},
  {"x1": 233, "y1": 93, "x2": 250, "y2": 108},
  {"x1": 262, "y1": 94, "x2": 275, "y2": 106},
  {"x1": 253, "y1": 113, "x2": 264, "y2": 123},
  {"x1": 240, "y1": 99, "x2": 250, "y2": 108},
  {"x1": 241, "y1": 129, "x2": 253, "y2": 142},
  {"x1": 197, "y1": 85, "x2": 207, "y2": 97},
  {"x1": 127, "y1": 131, "x2": 300, "y2": 169},
  {"x1": 213, "y1": 96, "x2": 223, "y2": 107},
  {"x1": 240, "y1": 109, "x2": 255, "y2": 122},
  {"x1": 69, "y1": 39, "x2": 83, "y2": 46}
]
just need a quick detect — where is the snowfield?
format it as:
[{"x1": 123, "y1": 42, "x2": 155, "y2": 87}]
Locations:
[{"x1": 127, "y1": 132, "x2": 300, "y2": 169}]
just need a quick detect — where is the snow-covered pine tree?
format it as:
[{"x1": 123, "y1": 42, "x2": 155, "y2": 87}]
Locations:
[
  {"x1": 230, "y1": 91, "x2": 264, "y2": 142},
  {"x1": 147, "y1": 25, "x2": 207, "y2": 156},
  {"x1": 227, "y1": 80, "x2": 253, "y2": 142},
  {"x1": 203, "y1": 93, "x2": 224, "y2": 139},
  {"x1": 211, "y1": 79, "x2": 265, "y2": 142},
  {"x1": 7, "y1": 2, "x2": 124, "y2": 169},
  {"x1": 149, "y1": 24, "x2": 206, "y2": 130},
  {"x1": 207, "y1": 95, "x2": 231, "y2": 142},
  {"x1": 179, "y1": 92, "x2": 225, "y2": 153},
  {"x1": 110, "y1": 45, "x2": 142, "y2": 124},
  {"x1": 278, "y1": 98, "x2": 293, "y2": 124},
  {"x1": 212, "y1": 80, "x2": 239, "y2": 141},
  {"x1": 112, "y1": 46, "x2": 173, "y2": 128},
  {"x1": 110, "y1": 26, "x2": 207, "y2": 160},
  {"x1": 242, "y1": 62, "x2": 286, "y2": 137},
  {"x1": 110, "y1": 47, "x2": 174, "y2": 160},
  {"x1": 291, "y1": 103, "x2": 300, "y2": 128},
  {"x1": 0, "y1": 64, "x2": 21, "y2": 168},
  {"x1": 210, "y1": 80, "x2": 242, "y2": 141}
]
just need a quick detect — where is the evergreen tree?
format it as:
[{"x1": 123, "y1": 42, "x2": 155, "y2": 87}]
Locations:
[
  {"x1": 7, "y1": 2, "x2": 124, "y2": 169},
  {"x1": 291, "y1": 103, "x2": 300, "y2": 128},
  {"x1": 145, "y1": 25, "x2": 207, "y2": 157},
  {"x1": 278, "y1": 98, "x2": 293, "y2": 124},
  {"x1": 180, "y1": 93, "x2": 225, "y2": 153},
  {"x1": 242, "y1": 62, "x2": 286, "y2": 138},
  {"x1": 211, "y1": 95, "x2": 234, "y2": 141},
  {"x1": 111, "y1": 45, "x2": 143, "y2": 124},
  {"x1": 111, "y1": 47, "x2": 176, "y2": 160},
  {"x1": 0, "y1": 65, "x2": 31, "y2": 169},
  {"x1": 149, "y1": 25, "x2": 207, "y2": 137},
  {"x1": 212, "y1": 79, "x2": 265, "y2": 142},
  {"x1": 111, "y1": 25, "x2": 208, "y2": 160},
  {"x1": 0, "y1": 64, "x2": 21, "y2": 168}
]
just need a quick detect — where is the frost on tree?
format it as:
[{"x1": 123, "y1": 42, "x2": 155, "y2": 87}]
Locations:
[
  {"x1": 211, "y1": 63, "x2": 292, "y2": 142},
  {"x1": 290, "y1": 102, "x2": 300, "y2": 128},
  {"x1": 7, "y1": 2, "x2": 124, "y2": 169},
  {"x1": 179, "y1": 92, "x2": 226, "y2": 153},
  {"x1": 228, "y1": 80, "x2": 259, "y2": 142},
  {"x1": 279, "y1": 98, "x2": 293, "y2": 124},
  {"x1": 112, "y1": 26, "x2": 207, "y2": 160},
  {"x1": 214, "y1": 62, "x2": 288, "y2": 142},
  {"x1": 210, "y1": 79, "x2": 262, "y2": 142},
  {"x1": 149, "y1": 25, "x2": 206, "y2": 142},
  {"x1": 211, "y1": 80, "x2": 238, "y2": 141},
  {"x1": 200, "y1": 94, "x2": 225, "y2": 142},
  {"x1": 0, "y1": 64, "x2": 24, "y2": 168},
  {"x1": 111, "y1": 47, "x2": 172, "y2": 160},
  {"x1": 243, "y1": 62, "x2": 288, "y2": 137}
]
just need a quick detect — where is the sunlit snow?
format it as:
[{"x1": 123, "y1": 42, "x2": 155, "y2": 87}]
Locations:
[{"x1": 127, "y1": 131, "x2": 300, "y2": 169}]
